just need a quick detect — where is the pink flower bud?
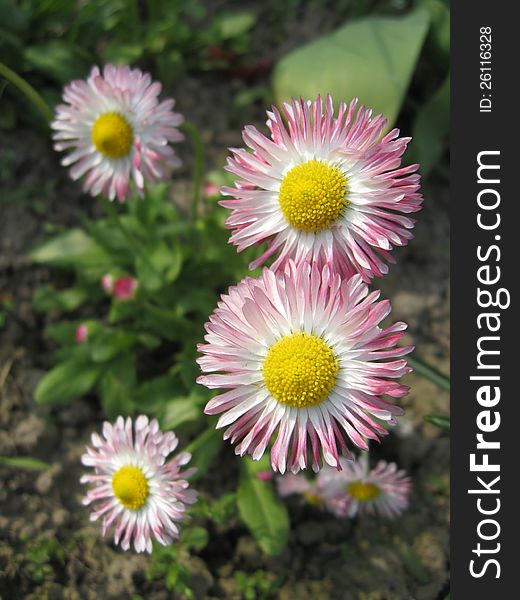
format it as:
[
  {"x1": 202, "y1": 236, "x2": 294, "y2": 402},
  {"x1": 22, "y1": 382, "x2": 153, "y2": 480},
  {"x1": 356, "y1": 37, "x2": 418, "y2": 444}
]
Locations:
[
  {"x1": 257, "y1": 470, "x2": 274, "y2": 482},
  {"x1": 101, "y1": 274, "x2": 114, "y2": 294},
  {"x1": 204, "y1": 183, "x2": 219, "y2": 198},
  {"x1": 113, "y1": 276, "x2": 138, "y2": 301},
  {"x1": 75, "y1": 324, "x2": 89, "y2": 343}
]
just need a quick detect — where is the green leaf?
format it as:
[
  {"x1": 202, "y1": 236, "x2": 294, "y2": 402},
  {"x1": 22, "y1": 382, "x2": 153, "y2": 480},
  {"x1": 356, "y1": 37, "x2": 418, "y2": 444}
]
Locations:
[
  {"x1": 216, "y1": 11, "x2": 256, "y2": 39},
  {"x1": 407, "y1": 355, "x2": 450, "y2": 391},
  {"x1": 185, "y1": 426, "x2": 222, "y2": 479},
  {"x1": 31, "y1": 229, "x2": 112, "y2": 275},
  {"x1": 136, "y1": 241, "x2": 182, "y2": 292},
  {"x1": 35, "y1": 360, "x2": 103, "y2": 405},
  {"x1": 90, "y1": 330, "x2": 137, "y2": 363},
  {"x1": 0, "y1": 456, "x2": 50, "y2": 470},
  {"x1": 420, "y1": 0, "x2": 450, "y2": 64},
  {"x1": 423, "y1": 414, "x2": 450, "y2": 432},
  {"x1": 99, "y1": 356, "x2": 135, "y2": 419},
  {"x1": 45, "y1": 320, "x2": 101, "y2": 346},
  {"x1": 161, "y1": 395, "x2": 205, "y2": 431},
  {"x1": 182, "y1": 526, "x2": 209, "y2": 551},
  {"x1": 135, "y1": 374, "x2": 180, "y2": 414},
  {"x1": 0, "y1": 0, "x2": 29, "y2": 33},
  {"x1": 411, "y1": 74, "x2": 449, "y2": 176},
  {"x1": 395, "y1": 541, "x2": 431, "y2": 584},
  {"x1": 24, "y1": 40, "x2": 90, "y2": 83},
  {"x1": 272, "y1": 8, "x2": 430, "y2": 127},
  {"x1": 237, "y1": 458, "x2": 289, "y2": 556},
  {"x1": 34, "y1": 285, "x2": 88, "y2": 312}
]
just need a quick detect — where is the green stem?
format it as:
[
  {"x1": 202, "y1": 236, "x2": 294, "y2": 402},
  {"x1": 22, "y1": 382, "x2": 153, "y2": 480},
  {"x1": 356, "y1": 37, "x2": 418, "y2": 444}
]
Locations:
[
  {"x1": 180, "y1": 121, "x2": 204, "y2": 221},
  {"x1": 101, "y1": 198, "x2": 163, "y2": 285},
  {"x1": 407, "y1": 355, "x2": 450, "y2": 391},
  {"x1": 0, "y1": 61, "x2": 53, "y2": 123}
]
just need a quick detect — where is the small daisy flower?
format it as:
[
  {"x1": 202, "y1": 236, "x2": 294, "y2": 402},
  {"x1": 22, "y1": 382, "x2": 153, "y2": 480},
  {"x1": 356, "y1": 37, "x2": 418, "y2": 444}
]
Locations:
[
  {"x1": 197, "y1": 261, "x2": 412, "y2": 473},
  {"x1": 81, "y1": 415, "x2": 197, "y2": 553},
  {"x1": 221, "y1": 95, "x2": 422, "y2": 281},
  {"x1": 52, "y1": 64, "x2": 184, "y2": 202},
  {"x1": 316, "y1": 455, "x2": 411, "y2": 519}
]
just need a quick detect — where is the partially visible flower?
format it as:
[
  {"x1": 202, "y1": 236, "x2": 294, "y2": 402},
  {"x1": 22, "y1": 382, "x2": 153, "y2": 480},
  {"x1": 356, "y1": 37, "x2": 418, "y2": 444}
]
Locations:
[
  {"x1": 81, "y1": 415, "x2": 197, "y2": 553},
  {"x1": 75, "y1": 323, "x2": 89, "y2": 343},
  {"x1": 221, "y1": 95, "x2": 422, "y2": 281},
  {"x1": 276, "y1": 455, "x2": 411, "y2": 519},
  {"x1": 256, "y1": 470, "x2": 274, "y2": 482},
  {"x1": 197, "y1": 261, "x2": 412, "y2": 474},
  {"x1": 204, "y1": 183, "x2": 220, "y2": 198},
  {"x1": 101, "y1": 274, "x2": 114, "y2": 294},
  {"x1": 113, "y1": 276, "x2": 138, "y2": 301},
  {"x1": 276, "y1": 473, "x2": 311, "y2": 497},
  {"x1": 52, "y1": 64, "x2": 184, "y2": 202}
]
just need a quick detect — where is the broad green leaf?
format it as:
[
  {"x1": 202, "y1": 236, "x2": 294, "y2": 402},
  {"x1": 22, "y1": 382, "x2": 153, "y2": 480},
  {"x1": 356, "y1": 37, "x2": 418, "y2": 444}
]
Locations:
[
  {"x1": 0, "y1": 456, "x2": 50, "y2": 470},
  {"x1": 24, "y1": 40, "x2": 90, "y2": 83},
  {"x1": 35, "y1": 361, "x2": 103, "y2": 405},
  {"x1": 185, "y1": 426, "x2": 222, "y2": 479},
  {"x1": 424, "y1": 414, "x2": 450, "y2": 432},
  {"x1": 272, "y1": 8, "x2": 430, "y2": 127},
  {"x1": 161, "y1": 395, "x2": 205, "y2": 431},
  {"x1": 217, "y1": 11, "x2": 256, "y2": 39},
  {"x1": 237, "y1": 458, "x2": 289, "y2": 556},
  {"x1": 31, "y1": 229, "x2": 112, "y2": 273},
  {"x1": 411, "y1": 74, "x2": 449, "y2": 176}
]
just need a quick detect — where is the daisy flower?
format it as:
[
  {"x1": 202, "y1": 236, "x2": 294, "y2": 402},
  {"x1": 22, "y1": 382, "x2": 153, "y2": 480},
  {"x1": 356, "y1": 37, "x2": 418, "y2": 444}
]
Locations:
[
  {"x1": 276, "y1": 454, "x2": 410, "y2": 518},
  {"x1": 316, "y1": 454, "x2": 411, "y2": 519},
  {"x1": 81, "y1": 415, "x2": 197, "y2": 553},
  {"x1": 197, "y1": 261, "x2": 412, "y2": 473},
  {"x1": 221, "y1": 95, "x2": 422, "y2": 281},
  {"x1": 52, "y1": 64, "x2": 184, "y2": 201}
]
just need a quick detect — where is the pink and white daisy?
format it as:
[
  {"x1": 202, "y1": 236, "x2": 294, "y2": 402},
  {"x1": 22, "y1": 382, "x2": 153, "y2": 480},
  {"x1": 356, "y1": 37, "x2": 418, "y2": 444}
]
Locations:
[
  {"x1": 81, "y1": 415, "x2": 197, "y2": 553},
  {"x1": 221, "y1": 95, "x2": 422, "y2": 281},
  {"x1": 315, "y1": 454, "x2": 411, "y2": 519},
  {"x1": 52, "y1": 64, "x2": 184, "y2": 202},
  {"x1": 276, "y1": 454, "x2": 411, "y2": 519},
  {"x1": 197, "y1": 261, "x2": 412, "y2": 473}
]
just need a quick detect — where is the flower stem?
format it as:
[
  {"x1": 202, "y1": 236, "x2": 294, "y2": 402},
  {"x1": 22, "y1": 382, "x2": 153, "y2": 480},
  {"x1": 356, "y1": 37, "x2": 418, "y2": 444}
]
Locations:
[
  {"x1": 180, "y1": 121, "x2": 204, "y2": 221},
  {"x1": 0, "y1": 61, "x2": 53, "y2": 123},
  {"x1": 407, "y1": 355, "x2": 450, "y2": 391},
  {"x1": 101, "y1": 197, "x2": 163, "y2": 286}
]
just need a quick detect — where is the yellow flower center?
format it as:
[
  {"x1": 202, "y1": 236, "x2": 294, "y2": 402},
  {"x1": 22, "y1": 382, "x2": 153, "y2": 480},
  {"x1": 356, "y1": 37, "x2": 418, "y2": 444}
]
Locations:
[
  {"x1": 279, "y1": 160, "x2": 348, "y2": 232},
  {"x1": 263, "y1": 332, "x2": 339, "y2": 408},
  {"x1": 92, "y1": 112, "x2": 133, "y2": 159},
  {"x1": 112, "y1": 465, "x2": 149, "y2": 510},
  {"x1": 347, "y1": 481, "x2": 381, "y2": 502}
]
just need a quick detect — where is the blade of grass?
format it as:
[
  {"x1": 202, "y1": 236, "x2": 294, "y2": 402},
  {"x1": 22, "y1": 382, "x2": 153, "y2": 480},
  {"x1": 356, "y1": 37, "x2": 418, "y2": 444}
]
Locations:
[{"x1": 407, "y1": 355, "x2": 450, "y2": 391}]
